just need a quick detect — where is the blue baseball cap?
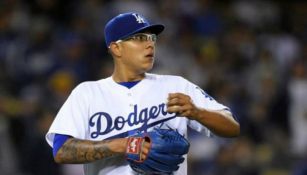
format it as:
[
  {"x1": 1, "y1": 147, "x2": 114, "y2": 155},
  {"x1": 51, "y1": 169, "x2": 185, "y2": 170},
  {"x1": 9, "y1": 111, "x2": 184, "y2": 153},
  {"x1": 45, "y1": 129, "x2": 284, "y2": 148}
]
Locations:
[{"x1": 104, "y1": 12, "x2": 164, "y2": 47}]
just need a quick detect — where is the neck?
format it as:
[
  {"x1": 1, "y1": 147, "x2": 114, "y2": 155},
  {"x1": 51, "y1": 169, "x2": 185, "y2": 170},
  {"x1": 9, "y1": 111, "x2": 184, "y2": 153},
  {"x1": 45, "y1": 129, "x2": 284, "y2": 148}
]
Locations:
[{"x1": 112, "y1": 67, "x2": 145, "y2": 82}]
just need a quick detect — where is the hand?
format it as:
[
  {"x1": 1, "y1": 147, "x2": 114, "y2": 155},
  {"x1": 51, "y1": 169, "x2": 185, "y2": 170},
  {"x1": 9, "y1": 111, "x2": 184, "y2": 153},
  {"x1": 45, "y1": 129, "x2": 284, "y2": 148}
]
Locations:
[
  {"x1": 140, "y1": 140, "x2": 150, "y2": 161},
  {"x1": 166, "y1": 93, "x2": 200, "y2": 120},
  {"x1": 126, "y1": 137, "x2": 150, "y2": 161},
  {"x1": 126, "y1": 129, "x2": 189, "y2": 174}
]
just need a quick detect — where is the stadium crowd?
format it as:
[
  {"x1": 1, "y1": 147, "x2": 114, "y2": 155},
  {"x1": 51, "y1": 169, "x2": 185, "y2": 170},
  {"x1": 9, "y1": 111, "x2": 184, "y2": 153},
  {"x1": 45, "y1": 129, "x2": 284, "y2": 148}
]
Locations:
[{"x1": 0, "y1": 0, "x2": 306, "y2": 175}]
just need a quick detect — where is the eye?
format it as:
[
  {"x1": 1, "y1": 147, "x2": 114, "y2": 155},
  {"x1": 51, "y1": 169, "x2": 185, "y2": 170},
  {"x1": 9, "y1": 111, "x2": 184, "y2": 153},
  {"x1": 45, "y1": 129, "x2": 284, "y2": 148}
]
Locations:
[
  {"x1": 124, "y1": 34, "x2": 156, "y2": 42},
  {"x1": 135, "y1": 34, "x2": 148, "y2": 41}
]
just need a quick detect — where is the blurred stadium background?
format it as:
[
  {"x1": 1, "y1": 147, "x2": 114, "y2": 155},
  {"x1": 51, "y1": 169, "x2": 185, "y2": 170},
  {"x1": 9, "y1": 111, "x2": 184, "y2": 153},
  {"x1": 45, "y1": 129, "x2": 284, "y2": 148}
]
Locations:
[{"x1": 0, "y1": 0, "x2": 306, "y2": 175}]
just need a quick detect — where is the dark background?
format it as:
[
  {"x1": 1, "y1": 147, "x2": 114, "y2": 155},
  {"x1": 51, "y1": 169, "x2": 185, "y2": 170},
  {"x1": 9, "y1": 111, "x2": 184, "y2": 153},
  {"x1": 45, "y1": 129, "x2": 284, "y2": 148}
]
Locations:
[{"x1": 0, "y1": 0, "x2": 306, "y2": 175}]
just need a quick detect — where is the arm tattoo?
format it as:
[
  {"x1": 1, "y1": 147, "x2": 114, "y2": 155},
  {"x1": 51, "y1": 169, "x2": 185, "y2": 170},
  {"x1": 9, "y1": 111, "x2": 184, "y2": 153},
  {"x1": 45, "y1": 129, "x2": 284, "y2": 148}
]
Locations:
[{"x1": 56, "y1": 138, "x2": 122, "y2": 163}]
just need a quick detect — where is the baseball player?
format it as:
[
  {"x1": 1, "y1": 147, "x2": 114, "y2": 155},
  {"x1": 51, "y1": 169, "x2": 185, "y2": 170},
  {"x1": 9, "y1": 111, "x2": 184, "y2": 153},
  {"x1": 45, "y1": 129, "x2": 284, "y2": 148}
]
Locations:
[{"x1": 46, "y1": 12, "x2": 240, "y2": 175}]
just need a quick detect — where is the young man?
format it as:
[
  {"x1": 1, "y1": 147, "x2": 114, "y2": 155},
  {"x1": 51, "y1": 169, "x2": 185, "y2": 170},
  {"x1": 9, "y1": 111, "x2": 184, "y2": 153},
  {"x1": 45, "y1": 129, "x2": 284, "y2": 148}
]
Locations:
[{"x1": 46, "y1": 12, "x2": 240, "y2": 175}]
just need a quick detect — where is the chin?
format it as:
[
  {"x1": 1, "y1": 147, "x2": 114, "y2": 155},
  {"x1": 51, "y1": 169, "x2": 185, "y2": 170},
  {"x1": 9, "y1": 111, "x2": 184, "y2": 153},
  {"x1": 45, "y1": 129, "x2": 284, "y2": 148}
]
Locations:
[{"x1": 143, "y1": 64, "x2": 154, "y2": 72}]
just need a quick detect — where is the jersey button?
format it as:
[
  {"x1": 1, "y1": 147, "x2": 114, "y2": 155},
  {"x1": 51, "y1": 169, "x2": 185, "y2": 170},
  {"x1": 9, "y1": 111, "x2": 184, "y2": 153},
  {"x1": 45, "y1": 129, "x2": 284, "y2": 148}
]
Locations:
[{"x1": 128, "y1": 93, "x2": 132, "y2": 96}]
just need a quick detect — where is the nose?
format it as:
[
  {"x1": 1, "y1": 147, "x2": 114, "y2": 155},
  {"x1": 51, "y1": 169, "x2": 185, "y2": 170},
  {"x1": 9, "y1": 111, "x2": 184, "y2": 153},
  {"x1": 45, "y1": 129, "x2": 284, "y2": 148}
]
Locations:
[{"x1": 146, "y1": 40, "x2": 155, "y2": 49}]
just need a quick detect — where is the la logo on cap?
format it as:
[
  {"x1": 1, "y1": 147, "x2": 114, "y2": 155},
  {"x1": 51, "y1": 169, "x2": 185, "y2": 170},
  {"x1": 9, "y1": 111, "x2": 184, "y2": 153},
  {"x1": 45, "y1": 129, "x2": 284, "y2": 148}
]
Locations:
[
  {"x1": 104, "y1": 12, "x2": 164, "y2": 47},
  {"x1": 132, "y1": 13, "x2": 145, "y2": 24}
]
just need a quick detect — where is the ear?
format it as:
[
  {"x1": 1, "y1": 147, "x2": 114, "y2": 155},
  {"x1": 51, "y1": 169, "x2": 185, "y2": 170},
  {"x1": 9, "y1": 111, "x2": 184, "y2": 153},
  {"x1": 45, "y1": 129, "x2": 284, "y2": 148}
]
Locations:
[{"x1": 109, "y1": 43, "x2": 122, "y2": 57}]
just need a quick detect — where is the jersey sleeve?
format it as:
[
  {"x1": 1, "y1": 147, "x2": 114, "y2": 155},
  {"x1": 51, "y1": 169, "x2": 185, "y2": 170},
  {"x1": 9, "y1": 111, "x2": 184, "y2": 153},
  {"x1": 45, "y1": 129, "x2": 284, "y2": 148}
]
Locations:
[
  {"x1": 184, "y1": 79, "x2": 230, "y2": 136},
  {"x1": 45, "y1": 83, "x2": 89, "y2": 147}
]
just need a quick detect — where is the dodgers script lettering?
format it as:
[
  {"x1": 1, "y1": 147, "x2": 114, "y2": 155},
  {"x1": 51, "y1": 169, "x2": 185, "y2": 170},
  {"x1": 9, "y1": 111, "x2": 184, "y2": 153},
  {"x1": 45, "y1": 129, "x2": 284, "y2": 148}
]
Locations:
[{"x1": 89, "y1": 103, "x2": 176, "y2": 138}]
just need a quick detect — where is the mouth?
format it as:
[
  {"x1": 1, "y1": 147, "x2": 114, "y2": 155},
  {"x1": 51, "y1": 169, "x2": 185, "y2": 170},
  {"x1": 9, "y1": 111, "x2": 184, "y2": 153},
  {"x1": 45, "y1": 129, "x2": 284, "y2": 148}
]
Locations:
[{"x1": 145, "y1": 53, "x2": 154, "y2": 59}]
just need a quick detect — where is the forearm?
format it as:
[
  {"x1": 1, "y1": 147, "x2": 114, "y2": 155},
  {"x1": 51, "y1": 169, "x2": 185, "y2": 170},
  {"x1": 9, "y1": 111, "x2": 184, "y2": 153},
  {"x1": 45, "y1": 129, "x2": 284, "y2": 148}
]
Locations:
[
  {"x1": 194, "y1": 109, "x2": 240, "y2": 137},
  {"x1": 54, "y1": 138, "x2": 128, "y2": 164}
]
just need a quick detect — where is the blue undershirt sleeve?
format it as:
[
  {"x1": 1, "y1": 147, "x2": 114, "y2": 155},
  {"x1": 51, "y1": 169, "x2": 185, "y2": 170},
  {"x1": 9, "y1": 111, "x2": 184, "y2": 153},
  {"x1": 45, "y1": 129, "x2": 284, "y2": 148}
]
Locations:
[{"x1": 53, "y1": 134, "x2": 72, "y2": 157}]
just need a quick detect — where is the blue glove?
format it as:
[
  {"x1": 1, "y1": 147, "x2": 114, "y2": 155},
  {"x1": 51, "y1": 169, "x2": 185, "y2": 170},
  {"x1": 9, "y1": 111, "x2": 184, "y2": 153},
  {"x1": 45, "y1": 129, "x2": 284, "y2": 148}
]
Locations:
[{"x1": 126, "y1": 128, "x2": 190, "y2": 175}]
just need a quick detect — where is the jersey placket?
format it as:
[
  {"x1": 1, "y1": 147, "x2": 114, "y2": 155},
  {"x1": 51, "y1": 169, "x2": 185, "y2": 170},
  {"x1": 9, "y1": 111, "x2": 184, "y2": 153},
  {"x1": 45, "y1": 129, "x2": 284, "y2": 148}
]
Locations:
[{"x1": 127, "y1": 91, "x2": 135, "y2": 109}]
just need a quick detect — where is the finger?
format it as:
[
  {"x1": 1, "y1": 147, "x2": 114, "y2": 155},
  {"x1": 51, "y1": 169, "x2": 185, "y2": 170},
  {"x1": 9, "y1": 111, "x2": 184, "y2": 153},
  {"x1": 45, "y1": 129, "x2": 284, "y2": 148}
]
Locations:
[
  {"x1": 167, "y1": 97, "x2": 185, "y2": 106},
  {"x1": 181, "y1": 111, "x2": 192, "y2": 117},
  {"x1": 180, "y1": 104, "x2": 199, "y2": 118},
  {"x1": 141, "y1": 141, "x2": 150, "y2": 160},
  {"x1": 171, "y1": 104, "x2": 190, "y2": 113},
  {"x1": 168, "y1": 93, "x2": 190, "y2": 100},
  {"x1": 167, "y1": 105, "x2": 182, "y2": 113},
  {"x1": 168, "y1": 103, "x2": 195, "y2": 116}
]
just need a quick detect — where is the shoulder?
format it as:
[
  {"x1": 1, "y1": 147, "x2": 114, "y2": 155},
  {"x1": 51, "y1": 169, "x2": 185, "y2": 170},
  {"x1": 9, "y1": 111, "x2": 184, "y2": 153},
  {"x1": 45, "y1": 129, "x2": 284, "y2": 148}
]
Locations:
[
  {"x1": 72, "y1": 77, "x2": 111, "y2": 94},
  {"x1": 146, "y1": 73, "x2": 189, "y2": 84}
]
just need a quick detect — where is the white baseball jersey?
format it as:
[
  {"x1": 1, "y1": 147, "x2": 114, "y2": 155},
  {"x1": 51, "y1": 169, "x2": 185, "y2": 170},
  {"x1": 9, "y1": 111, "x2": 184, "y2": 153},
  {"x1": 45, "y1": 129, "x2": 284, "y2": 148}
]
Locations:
[{"x1": 46, "y1": 73, "x2": 229, "y2": 175}]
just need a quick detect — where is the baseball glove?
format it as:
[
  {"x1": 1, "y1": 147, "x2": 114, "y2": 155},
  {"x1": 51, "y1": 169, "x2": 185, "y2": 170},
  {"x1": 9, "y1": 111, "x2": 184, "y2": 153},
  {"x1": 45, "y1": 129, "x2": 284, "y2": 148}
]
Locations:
[{"x1": 126, "y1": 128, "x2": 190, "y2": 175}]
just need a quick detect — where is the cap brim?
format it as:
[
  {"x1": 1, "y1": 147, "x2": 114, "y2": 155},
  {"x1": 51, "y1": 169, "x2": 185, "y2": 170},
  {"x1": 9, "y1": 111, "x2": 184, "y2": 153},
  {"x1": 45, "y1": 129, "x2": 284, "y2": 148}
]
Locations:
[
  {"x1": 120, "y1": 24, "x2": 164, "y2": 40},
  {"x1": 137, "y1": 24, "x2": 164, "y2": 35}
]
